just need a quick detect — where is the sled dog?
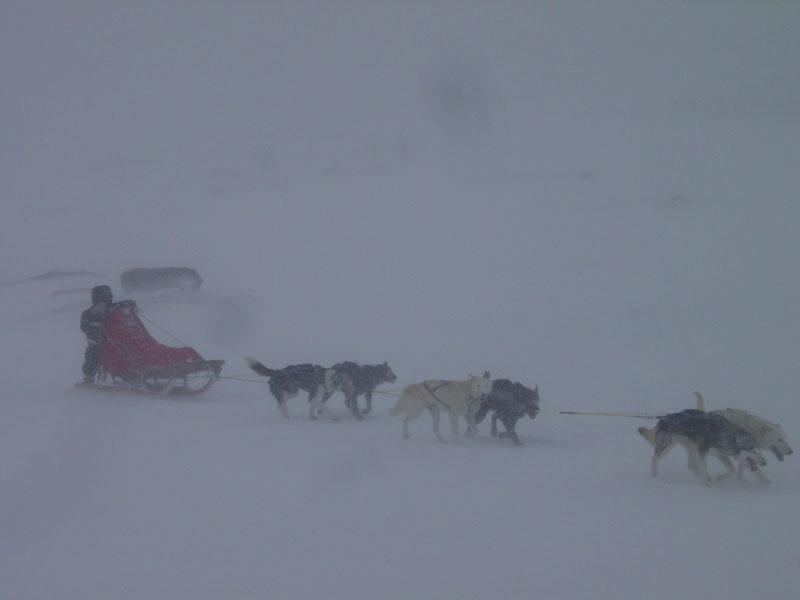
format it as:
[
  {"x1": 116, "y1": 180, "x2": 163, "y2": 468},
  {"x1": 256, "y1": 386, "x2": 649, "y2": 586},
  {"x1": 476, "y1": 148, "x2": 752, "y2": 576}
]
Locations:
[
  {"x1": 638, "y1": 409, "x2": 767, "y2": 484},
  {"x1": 695, "y1": 391, "x2": 793, "y2": 461},
  {"x1": 327, "y1": 361, "x2": 397, "y2": 420},
  {"x1": 389, "y1": 374, "x2": 492, "y2": 443},
  {"x1": 246, "y1": 357, "x2": 336, "y2": 420},
  {"x1": 474, "y1": 379, "x2": 540, "y2": 446},
  {"x1": 694, "y1": 391, "x2": 792, "y2": 483}
]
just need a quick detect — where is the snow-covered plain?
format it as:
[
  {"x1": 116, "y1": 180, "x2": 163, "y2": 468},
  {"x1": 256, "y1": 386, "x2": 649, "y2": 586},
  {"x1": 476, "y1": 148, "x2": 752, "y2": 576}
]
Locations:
[{"x1": 2, "y1": 2, "x2": 799, "y2": 599}]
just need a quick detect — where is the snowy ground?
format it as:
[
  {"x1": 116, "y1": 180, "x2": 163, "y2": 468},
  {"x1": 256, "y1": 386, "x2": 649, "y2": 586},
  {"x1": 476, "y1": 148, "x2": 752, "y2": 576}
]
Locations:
[{"x1": 2, "y1": 2, "x2": 800, "y2": 599}]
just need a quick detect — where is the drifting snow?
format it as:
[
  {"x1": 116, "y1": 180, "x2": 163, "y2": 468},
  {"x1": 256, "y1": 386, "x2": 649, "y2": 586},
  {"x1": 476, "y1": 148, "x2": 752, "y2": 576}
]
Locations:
[{"x1": 2, "y1": 2, "x2": 799, "y2": 599}]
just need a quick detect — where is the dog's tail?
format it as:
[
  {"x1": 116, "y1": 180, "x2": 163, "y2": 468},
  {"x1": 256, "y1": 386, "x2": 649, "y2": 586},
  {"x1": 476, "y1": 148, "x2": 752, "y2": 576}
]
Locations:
[
  {"x1": 246, "y1": 357, "x2": 275, "y2": 378},
  {"x1": 638, "y1": 426, "x2": 657, "y2": 446},
  {"x1": 694, "y1": 390, "x2": 706, "y2": 411}
]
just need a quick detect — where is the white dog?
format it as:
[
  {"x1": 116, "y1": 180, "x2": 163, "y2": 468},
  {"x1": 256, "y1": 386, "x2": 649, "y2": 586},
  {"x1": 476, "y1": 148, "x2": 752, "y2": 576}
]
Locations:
[
  {"x1": 695, "y1": 391, "x2": 793, "y2": 483},
  {"x1": 390, "y1": 375, "x2": 493, "y2": 442}
]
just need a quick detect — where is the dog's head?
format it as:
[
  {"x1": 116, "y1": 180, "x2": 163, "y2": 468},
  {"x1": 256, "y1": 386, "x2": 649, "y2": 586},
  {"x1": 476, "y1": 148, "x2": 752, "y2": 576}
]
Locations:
[
  {"x1": 468, "y1": 374, "x2": 493, "y2": 402},
  {"x1": 761, "y1": 424, "x2": 793, "y2": 461},
  {"x1": 516, "y1": 384, "x2": 540, "y2": 419},
  {"x1": 378, "y1": 362, "x2": 397, "y2": 384}
]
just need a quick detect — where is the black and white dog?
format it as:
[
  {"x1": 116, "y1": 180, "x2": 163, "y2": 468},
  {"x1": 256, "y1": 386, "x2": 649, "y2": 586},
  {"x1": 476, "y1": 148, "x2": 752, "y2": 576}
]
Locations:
[
  {"x1": 246, "y1": 357, "x2": 336, "y2": 420},
  {"x1": 328, "y1": 361, "x2": 397, "y2": 420},
  {"x1": 638, "y1": 409, "x2": 767, "y2": 484},
  {"x1": 474, "y1": 379, "x2": 540, "y2": 446}
]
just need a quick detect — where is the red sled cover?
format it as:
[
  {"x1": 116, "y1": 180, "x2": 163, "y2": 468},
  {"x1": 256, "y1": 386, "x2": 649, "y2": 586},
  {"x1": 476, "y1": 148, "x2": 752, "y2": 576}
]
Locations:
[{"x1": 100, "y1": 301, "x2": 203, "y2": 376}]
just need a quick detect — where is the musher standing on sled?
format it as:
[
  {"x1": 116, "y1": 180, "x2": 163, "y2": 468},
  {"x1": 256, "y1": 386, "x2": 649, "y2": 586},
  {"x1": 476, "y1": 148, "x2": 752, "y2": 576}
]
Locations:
[{"x1": 80, "y1": 285, "x2": 114, "y2": 383}]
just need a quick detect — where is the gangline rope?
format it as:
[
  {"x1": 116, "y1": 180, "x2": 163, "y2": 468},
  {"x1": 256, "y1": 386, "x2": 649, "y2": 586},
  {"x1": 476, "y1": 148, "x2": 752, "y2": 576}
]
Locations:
[{"x1": 217, "y1": 377, "x2": 663, "y2": 419}]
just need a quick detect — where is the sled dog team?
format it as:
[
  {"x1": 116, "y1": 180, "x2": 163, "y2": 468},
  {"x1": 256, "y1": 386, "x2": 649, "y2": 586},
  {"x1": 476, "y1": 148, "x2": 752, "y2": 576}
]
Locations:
[
  {"x1": 247, "y1": 358, "x2": 792, "y2": 484},
  {"x1": 246, "y1": 359, "x2": 538, "y2": 446}
]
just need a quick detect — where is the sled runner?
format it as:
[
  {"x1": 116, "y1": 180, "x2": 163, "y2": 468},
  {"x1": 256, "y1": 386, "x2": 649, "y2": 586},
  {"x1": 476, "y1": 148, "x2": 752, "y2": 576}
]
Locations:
[{"x1": 76, "y1": 300, "x2": 223, "y2": 396}]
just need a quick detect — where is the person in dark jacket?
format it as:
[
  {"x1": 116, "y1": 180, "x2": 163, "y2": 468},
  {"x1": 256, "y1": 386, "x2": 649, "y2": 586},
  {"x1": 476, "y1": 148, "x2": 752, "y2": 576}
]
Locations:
[{"x1": 80, "y1": 285, "x2": 115, "y2": 383}]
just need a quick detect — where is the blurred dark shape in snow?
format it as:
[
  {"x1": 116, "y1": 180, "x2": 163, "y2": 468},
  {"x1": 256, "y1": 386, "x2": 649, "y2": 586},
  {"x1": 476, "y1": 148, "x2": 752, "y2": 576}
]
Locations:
[
  {"x1": 120, "y1": 267, "x2": 202, "y2": 293},
  {"x1": 422, "y1": 61, "x2": 491, "y2": 139}
]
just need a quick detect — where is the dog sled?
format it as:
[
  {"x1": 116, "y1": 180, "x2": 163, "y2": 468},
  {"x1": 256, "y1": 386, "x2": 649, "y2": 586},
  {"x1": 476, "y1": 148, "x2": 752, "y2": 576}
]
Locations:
[{"x1": 75, "y1": 300, "x2": 224, "y2": 397}]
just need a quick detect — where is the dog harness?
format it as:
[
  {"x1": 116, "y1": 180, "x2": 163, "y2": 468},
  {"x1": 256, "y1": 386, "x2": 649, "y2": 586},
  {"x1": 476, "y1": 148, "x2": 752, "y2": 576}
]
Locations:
[
  {"x1": 279, "y1": 364, "x2": 317, "y2": 389},
  {"x1": 423, "y1": 381, "x2": 452, "y2": 410}
]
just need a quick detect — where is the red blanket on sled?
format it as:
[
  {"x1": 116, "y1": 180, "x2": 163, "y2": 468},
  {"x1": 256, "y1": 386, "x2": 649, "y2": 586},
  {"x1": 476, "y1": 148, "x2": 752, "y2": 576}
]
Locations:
[{"x1": 100, "y1": 302, "x2": 202, "y2": 375}]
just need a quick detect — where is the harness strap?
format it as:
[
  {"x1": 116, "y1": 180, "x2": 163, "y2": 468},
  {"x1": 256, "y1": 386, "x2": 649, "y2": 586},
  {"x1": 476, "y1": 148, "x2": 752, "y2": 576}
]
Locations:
[
  {"x1": 278, "y1": 365, "x2": 323, "y2": 390},
  {"x1": 278, "y1": 367, "x2": 304, "y2": 388},
  {"x1": 423, "y1": 381, "x2": 451, "y2": 410}
]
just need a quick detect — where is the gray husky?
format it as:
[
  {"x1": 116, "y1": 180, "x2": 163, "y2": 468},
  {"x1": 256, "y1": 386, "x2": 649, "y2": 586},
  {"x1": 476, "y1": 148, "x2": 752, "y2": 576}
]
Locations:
[
  {"x1": 473, "y1": 379, "x2": 540, "y2": 446},
  {"x1": 327, "y1": 361, "x2": 397, "y2": 420},
  {"x1": 638, "y1": 409, "x2": 767, "y2": 484}
]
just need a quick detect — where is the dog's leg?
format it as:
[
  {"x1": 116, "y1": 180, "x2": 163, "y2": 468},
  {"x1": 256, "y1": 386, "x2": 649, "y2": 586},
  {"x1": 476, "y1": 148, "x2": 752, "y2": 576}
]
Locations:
[
  {"x1": 429, "y1": 406, "x2": 447, "y2": 443},
  {"x1": 735, "y1": 459, "x2": 748, "y2": 482},
  {"x1": 680, "y1": 440, "x2": 711, "y2": 483},
  {"x1": 751, "y1": 465, "x2": 770, "y2": 484},
  {"x1": 448, "y1": 410, "x2": 463, "y2": 443},
  {"x1": 651, "y1": 433, "x2": 674, "y2": 477},
  {"x1": 270, "y1": 386, "x2": 291, "y2": 418},
  {"x1": 473, "y1": 403, "x2": 489, "y2": 425},
  {"x1": 400, "y1": 398, "x2": 424, "y2": 439},
  {"x1": 491, "y1": 413, "x2": 499, "y2": 437},
  {"x1": 344, "y1": 392, "x2": 363, "y2": 421},
  {"x1": 362, "y1": 391, "x2": 373, "y2": 415},
  {"x1": 309, "y1": 389, "x2": 338, "y2": 421},
  {"x1": 464, "y1": 411, "x2": 479, "y2": 439},
  {"x1": 650, "y1": 451, "x2": 662, "y2": 477},
  {"x1": 693, "y1": 449, "x2": 712, "y2": 485},
  {"x1": 507, "y1": 416, "x2": 521, "y2": 446},
  {"x1": 685, "y1": 443, "x2": 704, "y2": 477},
  {"x1": 504, "y1": 416, "x2": 521, "y2": 446},
  {"x1": 687, "y1": 453, "x2": 701, "y2": 476},
  {"x1": 306, "y1": 388, "x2": 318, "y2": 420},
  {"x1": 650, "y1": 451, "x2": 661, "y2": 477},
  {"x1": 735, "y1": 458, "x2": 770, "y2": 484},
  {"x1": 320, "y1": 388, "x2": 335, "y2": 405},
  {"x1": 321, "y1": 369, "x2": 337, "y2": 406},
  {"x1": 716, "y1": 455, "x2": 736, "y2": 481},
  {"x1": 271, "y1": 390, "x2": 290, "y2": 418},
  {"x1": 754, "y1": 468, "x2": 770, "y2": 484},
  {"x1": 272, "y1": 391, "x2": 290, "y2": 418},
  {"x1": 343, "y1": 394, "x2": 353, "y2": 416}
]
